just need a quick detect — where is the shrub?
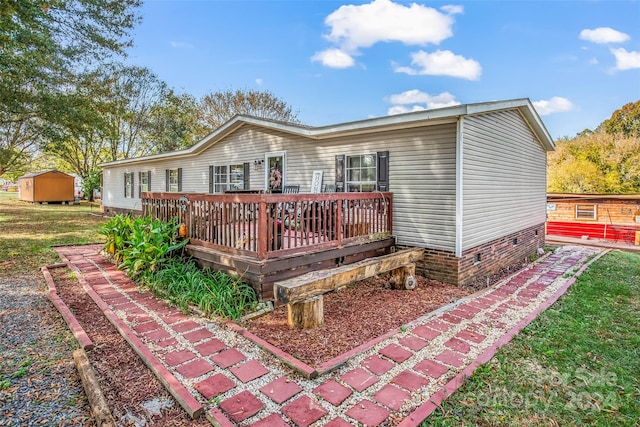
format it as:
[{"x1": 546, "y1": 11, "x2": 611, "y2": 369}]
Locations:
[
  {"x1": 99, "y1": 215, "x2": 187, "y2": 276},
  {"x1": 143, "y1": 257, "x2": 258, "y2": 320},
  {"x1": 99, "y1": 215, "x2": 134, "y2": 262}
]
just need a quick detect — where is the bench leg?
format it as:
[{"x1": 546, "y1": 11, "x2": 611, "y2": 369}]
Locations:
[
  {"x1": 287, "y1": 295, "x2": 324, "y2": 329},
  {"x1": 390, "y1": 263, "x2": 416, "y2": 290}
]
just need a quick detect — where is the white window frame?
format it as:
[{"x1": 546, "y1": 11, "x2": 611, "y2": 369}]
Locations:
[
  {"x1": 168, "y1": 169, "x2": 180, "y2": 192},
  {"x1": 213, "y1": 164, "x2": 245, "y2": 193},
  {"x1": 576, "y1": 204, "x2": 597, "y2": 220},
  {"x1": 124, "y1": 173, "x2": 134, "y2": 198},
  {"x1": 140, "y1": 171, "x2": 150, "y2": 193},
  {"x1": 345, "y1": 153, "x2": 377, "y2": 192}
]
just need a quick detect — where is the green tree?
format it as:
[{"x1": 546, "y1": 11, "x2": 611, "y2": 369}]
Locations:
[
  {"x1": 146, "y1": 90, "x2": 208, "y2": 153},
  {"x1": 548, "y1": 131, "x2": 640, "y2": 193},
  {"x1": 81, "y1": 168, "x2": 101, "y2": 201},
  {"x1": 200, "y1": 88, "x2": 300, "y2": 131},
  {"x1": 0, "y1": 0, "x2": 140, "y2": 177},
  {"x1": 100, "y1": 64, "x2": 169, "y2": 161},
  {"x1": 603, "y1": 100, "x2": 640, "y2": 138}
]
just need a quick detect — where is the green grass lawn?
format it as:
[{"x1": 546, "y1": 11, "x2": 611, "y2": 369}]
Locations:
[
  {"x1": 424, "y1": 250, "x2": 640, "y2": 426},
  {"x1": 0, "y1": 192, "x2": 105, "y2": 276}
]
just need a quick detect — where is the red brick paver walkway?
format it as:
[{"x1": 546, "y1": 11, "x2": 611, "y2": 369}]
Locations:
[{"x1": 53, "y1": 244, "x2": 602, "y2": 426}]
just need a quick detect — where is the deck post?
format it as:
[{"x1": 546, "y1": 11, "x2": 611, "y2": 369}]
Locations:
[
  {"x1": 257, "y1": 199, "x2": 268, "y2": 259},
  {"x1": 335, "y1": 198, "x2": 342, "y2": 246}
]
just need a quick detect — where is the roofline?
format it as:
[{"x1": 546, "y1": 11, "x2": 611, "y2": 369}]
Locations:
[
  {"x1": 18, "y1": 169, "x2": 74, "y2": 179},
  {"x1": 548, "y1": 193, "x2": 640, "y2": 201},
  {"x1": 100, "y1": 98, "x2": 555, "y2": 167}
]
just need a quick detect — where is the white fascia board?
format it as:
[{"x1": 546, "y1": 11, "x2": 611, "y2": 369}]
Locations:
[{"x1": 99, "y1": 98, "x2": 554, "y2": 168}]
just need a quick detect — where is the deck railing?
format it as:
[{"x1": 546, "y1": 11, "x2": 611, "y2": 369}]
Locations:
[{"x1": 142, "y1": 191, "x2": 393, "y2": 259}]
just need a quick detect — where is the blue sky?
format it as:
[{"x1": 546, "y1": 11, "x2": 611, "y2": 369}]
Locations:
[{"x1": 127, "y1": 0, "x2": 640, "y2": 139}]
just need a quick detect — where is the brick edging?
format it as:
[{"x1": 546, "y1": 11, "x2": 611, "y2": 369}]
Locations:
[
  {"x1": 64, "y1": 261, "x2": 205, "y2": 420},
  {"x1": 41, "y1": 265, "x2": 94, "y2": 351},
  {"x1": 398, "y1": 249, "x2": 610, "y2": 426},
  {"x1": 226, "y1": 321, "x2": 317, "y2": 378}
]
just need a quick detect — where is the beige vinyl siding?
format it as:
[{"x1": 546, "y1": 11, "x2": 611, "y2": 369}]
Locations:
[
  {"x1": 102, "y1": 122, "x2": 458, "y2": 250},
  {"x1": 295, "y1": 123, "x2": 458, "y2": 251},
  {"x1": 461, "y1": 110, "x2": 547, "y2": 250}
]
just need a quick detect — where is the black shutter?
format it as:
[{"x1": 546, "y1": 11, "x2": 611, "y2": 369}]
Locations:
[
  {"x1": 138, "y1": 171, "x2": 142, "y2": 198},
  {"x1": 124, "y1": 173, "x2": 127, "y2": 197},
  {"x1": 177, "y1": 168, "x2": 183, "y2": 192},
  {"x1": 165, "y1": 169, "x2": 169, "y2": 192},
  {"x1": 243, "y1": 162, "x2": 250, "y2": 190},
  {"x1": 147, "y1": 171, "x2": 151, "y2": 193},
  {"x1": 377, "y1": 151, "x2": 389, "y2": 191},
  {"x1": 335, "y1": 155, "x2": 345, "y2": 192},
  {"x1": 208, "y1": 166, "x2": 214, "y2": 193}
]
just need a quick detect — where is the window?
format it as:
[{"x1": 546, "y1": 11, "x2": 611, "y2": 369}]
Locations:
[
  {"x1": 576, "y1": 204, "x2": 597, "y2": 220},
  {"x1": 212, "y1": 164, "x2": 245, "y2": 193},
  {"x1": 345, "y1": 154, "x2": 377, "y2": 192},
  {"x1": 139, "y1": 171, "x2": 150, "y2": 197},
  {"x1": 124, "y1": 173, "x2": 134, "y2": 198},
  {"x1": 166, "y1": 168, "x2": 182, "y2": 192}
]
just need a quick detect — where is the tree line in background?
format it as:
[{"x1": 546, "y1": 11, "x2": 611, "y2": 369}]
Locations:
[
  {"x1": 0, "y1": 0, "x2": 299, "y2": 198},
  {"x1": 547, "y1": 100, "x2": 640, "y2": 194},
  {"x1": 1, "y1": 1, "x2": 638, "y2": 197}
]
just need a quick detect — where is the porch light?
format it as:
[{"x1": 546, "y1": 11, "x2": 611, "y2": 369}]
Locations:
[{"x1": 254, "y1": 159, "x2": 264, "y2": 169}]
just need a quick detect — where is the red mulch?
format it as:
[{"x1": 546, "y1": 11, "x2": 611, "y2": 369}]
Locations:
[
  {"x1": 241, "y1": 274, "x2": 471, "y2": 366},
  {"x1": 50, "y1": 268, "x2": 210, "y2": 427}
]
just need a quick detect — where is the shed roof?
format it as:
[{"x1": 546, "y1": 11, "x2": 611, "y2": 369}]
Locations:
[
  {"x1": 19, "y1": 170, "x2": 74, "y2": 179},
  {"x1": 101, "y1": 98, "x2": 554, "y2": 167}
]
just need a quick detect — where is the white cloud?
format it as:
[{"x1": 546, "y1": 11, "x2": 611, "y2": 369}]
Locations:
[
  {"x1": 387, "y1": 90, "x2": 460, "y2": 115},
  {"x1": 387, "y1": 105, "x2": 426, "y2": 115},
  {"x1": 579, "y1": 27, "x2": 630, "y2": 44},
  {"x1": 255, "y1": 78, "x2": 263, "y2": 85},
  {"x1": 532, "y1": 97, "x2": 575, "y2": 116},
  {"x1": 311, "y1": 48, "x2": 355, "y2": 68},
  {"x1": 169, "y1": 41, "x2": 194, "y2": 49},
  {"x1": 610, "y1": 47, "x2": 640, "y2": 70},
  {"x1": 323, "y1": 0, "x2": 456, "y2": 53},
  {"x1": 589, "y1": 57, "x2": 599, "y2": 65},
  {"x1": 441, "y1": 4, "x2": 464, "y2": 15},
  {"x1": 394, "y1": 50, "x2": 481, "y2": 80}
]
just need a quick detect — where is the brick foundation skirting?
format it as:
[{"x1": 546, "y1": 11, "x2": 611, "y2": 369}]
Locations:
[{"x1": 413, "y1": 223, "x2": 546, "y2": 287}]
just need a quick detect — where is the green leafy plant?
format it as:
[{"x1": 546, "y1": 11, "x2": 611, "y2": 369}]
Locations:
[
  {"x1": 99, "y1": 215, "x2": 134, "y2": 262},
  {"x1": 143, "y1": 257, "x2": 258, "y2": 320},
  {"x1": 119, "y1": 216, "x2": 188, "y2": 278}
]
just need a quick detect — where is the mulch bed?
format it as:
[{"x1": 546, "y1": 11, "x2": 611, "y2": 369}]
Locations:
[
  {"x1": 50, "y1": 267, "x2": 210, "y2": 427},
  {"x1": 241, "y1": 274, "x2": 471, "y2": 366}
]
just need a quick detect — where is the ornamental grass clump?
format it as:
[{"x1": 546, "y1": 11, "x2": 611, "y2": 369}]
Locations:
[{"x1": 141, "y1": 257, "x2": 258, "y2": 320}]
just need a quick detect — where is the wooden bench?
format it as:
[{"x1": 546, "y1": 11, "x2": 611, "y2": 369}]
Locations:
[{"x1": 273, "y1": 248, "x2": 424, "y2": 329}]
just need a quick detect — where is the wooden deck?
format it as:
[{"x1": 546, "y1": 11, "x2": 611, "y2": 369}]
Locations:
[{"x1": 142, "y1": 191, "x2": 395, "y2": 300}]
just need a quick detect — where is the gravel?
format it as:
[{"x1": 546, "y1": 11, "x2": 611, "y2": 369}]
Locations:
[{"x1": 0, "y1": 273, "x2": 94, "y2": 426}]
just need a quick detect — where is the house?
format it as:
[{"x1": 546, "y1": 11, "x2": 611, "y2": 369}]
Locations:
[
  {"x1": 547, "y1": 193, "x2": 640, "y2": 244},
  {"x1": 100, "y1": 98, "x2": 554, "y2": 292},
  {"x1": 18, "y1": 170, "x2": 75, "y2": 204}
]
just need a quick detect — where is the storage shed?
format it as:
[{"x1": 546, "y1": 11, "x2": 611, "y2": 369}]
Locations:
[{"x1": 18, "y1": 170, "x2": 75, "y2": 203}]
